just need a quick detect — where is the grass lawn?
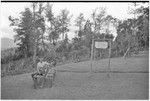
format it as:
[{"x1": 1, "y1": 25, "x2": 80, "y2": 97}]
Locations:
[{"x1": 1, "y1": 52, "x2": 149, "y2": 99}]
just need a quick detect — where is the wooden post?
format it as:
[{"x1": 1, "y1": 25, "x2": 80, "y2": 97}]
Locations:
[
  {"x1": 107, "y1": 40, "x2": 111, "y2": 78},
  {"x1": 90, "y1": 39, "x2": 94, "y2": 73}
]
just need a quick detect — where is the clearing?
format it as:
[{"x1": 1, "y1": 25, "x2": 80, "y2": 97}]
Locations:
[{"x1": 1, "y1": 51, "x2": 149, "y2": 99}]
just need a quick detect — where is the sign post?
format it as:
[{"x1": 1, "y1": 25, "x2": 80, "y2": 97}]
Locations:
[
  {"x1": 107, "y1": 40, "x2": 111, "y2": 78},
  {"x1": 90, "y1": 39, "x2": 112, "y2": 77},
  {"x1": 90, "y1": 39, "x2": 94, "y2": 73}
]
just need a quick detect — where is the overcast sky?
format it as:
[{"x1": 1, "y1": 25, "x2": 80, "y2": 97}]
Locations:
[{"x1": 0, "y1": 2, "x2": 147, "y2": 40}]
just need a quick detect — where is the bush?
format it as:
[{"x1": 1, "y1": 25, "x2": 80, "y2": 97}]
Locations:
[
  {"x1": 1, "y1": 48, "x2": 25, "y2": 64},
  {"x1": 1, "y1": 52, "x2": 24, "y2": 64}
]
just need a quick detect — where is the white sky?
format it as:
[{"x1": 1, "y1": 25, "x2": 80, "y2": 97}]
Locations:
[{"x1": 0, "y1": 2, "x2": 148, "y2": 40}]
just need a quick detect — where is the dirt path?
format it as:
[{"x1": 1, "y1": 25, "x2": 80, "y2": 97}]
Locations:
[{"x1": 1, "y1": 55, "x2": 149, "y2": 99}]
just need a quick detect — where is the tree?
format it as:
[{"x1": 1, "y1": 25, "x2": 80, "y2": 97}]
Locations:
[
  {"x1": 58, "y1": 9, "x2": 71, "y2": 40},
  {"x1": 31, "y1": 2, "x2": 46, "y2": 68},
  {"x1": 55, "y1": 34, "x2": 70, "y2": 59},
  {"x1": 115, "y1": 19, "x2": 137, "y2": 57},
  {"x1": 135, "y1": 6, "x2": 149, "y2": 50},
  {"x1": 104, "y1": 15, "x2": 119, "y2": 39},
  {"x1": 91, "y1": 7, "x2": 106, "y2": 34},
  {"x1": 83, "y1": 20, "x2": 93, "y2": 48},
  {"x1": 37, "y1": 3, "x2": 46, "y2": 51},
  {"x1": 45, "y1": 3, "x2": 60, "y2": 45},
  {"x1": 9, "y1": 3, "x2": 46, "y2": 68},
  {"x1": 75, "y1": 13, "x2": 86, "y2": 38},
  {"x1": 9, "y1": 8, "x2": 33, "y2": 58},
  {"x1": 128, "y1": 3, "x2": 149, "y2": 50}
]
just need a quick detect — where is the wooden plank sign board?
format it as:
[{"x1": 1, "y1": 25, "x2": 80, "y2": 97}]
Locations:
[{"x1": 95, "y1": 41, "x2": 108, "y2": 49}]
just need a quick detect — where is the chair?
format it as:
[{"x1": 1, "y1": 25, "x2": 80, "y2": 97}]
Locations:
[{"x1": 32, "y1": 65, "x2": 56, "y2": 89}]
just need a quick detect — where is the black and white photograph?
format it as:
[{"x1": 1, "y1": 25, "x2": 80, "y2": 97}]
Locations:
[{"x1": 0, "y1": 1, "x2": 149, "y2": 100}]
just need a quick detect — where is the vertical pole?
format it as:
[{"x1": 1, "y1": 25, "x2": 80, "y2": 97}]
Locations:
[
  {"x1": 90, "y1": 39, "x2": 94, "y2": 73},
  {"x1": 108, "y1": 40, "x2": 111, "y2": 77},
  {"x1": 32, "y1": 3, "x2": 37, "y2": 69}
]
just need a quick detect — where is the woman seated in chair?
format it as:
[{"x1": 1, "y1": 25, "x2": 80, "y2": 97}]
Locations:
[{"x1": 31, "y1": 57, "x2": 50, "y2": 88}]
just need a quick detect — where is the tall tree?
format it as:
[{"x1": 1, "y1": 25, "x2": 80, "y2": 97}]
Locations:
[
  {"x1": 127, "y1": 3, "x2": 149, "y2": 50},
  {"x1": 9, "y1": 8, "x2": 33, "y2": 58},
  {"x1": 58, "y1": 9, "x2": 71, "y2": 40},
  {"x1": 104, "y1": 15, "x2": 119, "y2": 36},
  {"x1": 91, "y1": 7, "x2": 106, "y2": 34},
  {"x1": 37, "y1": 3, "x2": 46, "y2": 51},
  {"x1": 45, "y1": 3, "x2": 60, "y2": 45},
  {"x1": 31, "y1": 3, "x2": 38, "y2": 68},
  {"x1": 135, "y1": 6, "x2": 149, "y2": 49},
  {"x1": 31, "y1": 2, "x2": 46, "y2": 68},
  {"x1": 83, "y1": 20, "x2": 93, "y2": 48},
  {"x1": 75, "y1": 13, "x2": 86, "y2": 38},
  {"x1": 115, "y1": 19, "x2": 136, "y2": 57}
]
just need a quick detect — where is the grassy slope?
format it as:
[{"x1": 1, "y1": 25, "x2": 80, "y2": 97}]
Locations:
[{"x1": 1, "y1": 52, "x2": 149, "y2": 99}]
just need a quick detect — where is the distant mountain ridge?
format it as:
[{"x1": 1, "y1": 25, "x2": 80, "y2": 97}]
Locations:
[{"x1": 1, "y1": 37, "x2": 18, "y2": 50}]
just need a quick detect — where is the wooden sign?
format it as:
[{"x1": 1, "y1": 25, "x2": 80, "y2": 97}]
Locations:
[
  {"x1": 90, "y1": 39, "x2": 111, "y2": 76},
  {"x1": 95, "y1": 41, "x2": 108, "y2": 49}
]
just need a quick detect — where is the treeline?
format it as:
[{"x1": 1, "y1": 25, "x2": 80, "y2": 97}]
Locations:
[
  {"x1": 1, "y1": 48, "x2": 24, "y2": 64},
  {"x1": 2, "y1": 3, "x2": 149, "y2": 65},
  {"x1": 114, "y1": 6, "x2": 149, "y2": 57}
]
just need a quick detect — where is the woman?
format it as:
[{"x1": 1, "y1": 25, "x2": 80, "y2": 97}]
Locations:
[{"x1": 32, "y1": 57, "x2": 50, "y2": 88}]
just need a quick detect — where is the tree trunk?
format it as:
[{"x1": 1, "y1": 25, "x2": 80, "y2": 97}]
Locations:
[
  {"x1": 23, "y1": 51, "x2": 28, "y2": 69},
  {"x1": 42, "y1": 33, "x2": 45, "y2": 51},
  {"x1": 32, "y1": 3, "x2": 37, "y2": 69},
  {"x1": 33, "y1": 44, "x2": 37, "y2": 68}
]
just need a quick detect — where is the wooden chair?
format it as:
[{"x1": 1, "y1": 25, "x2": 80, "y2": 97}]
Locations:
[{"x1": 32, "y1": 65, "x2": 56, "y2": 89}]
